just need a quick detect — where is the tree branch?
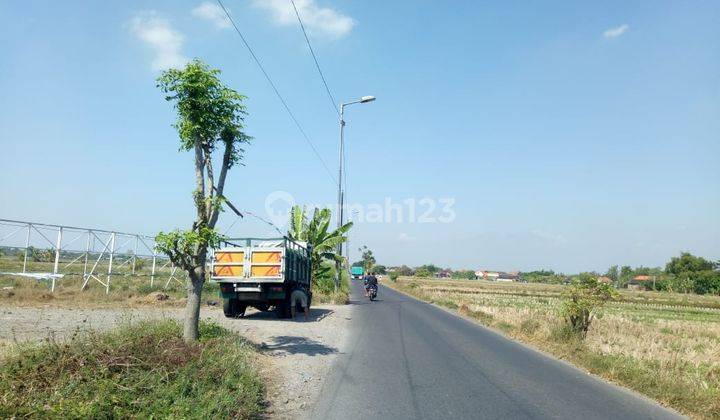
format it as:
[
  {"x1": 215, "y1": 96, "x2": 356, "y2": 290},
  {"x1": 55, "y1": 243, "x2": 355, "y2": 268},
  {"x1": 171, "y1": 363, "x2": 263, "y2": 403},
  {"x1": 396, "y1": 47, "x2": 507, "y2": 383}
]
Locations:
[
  {"x1": 194, "y1": 139, "x2": 206, "y2": 223},
  {"x1": 205, "y1": 146, "x2": 215, "y2": 220},
  {"x1": 209, "y1": 138, "x2": 233, "y2": 228}
]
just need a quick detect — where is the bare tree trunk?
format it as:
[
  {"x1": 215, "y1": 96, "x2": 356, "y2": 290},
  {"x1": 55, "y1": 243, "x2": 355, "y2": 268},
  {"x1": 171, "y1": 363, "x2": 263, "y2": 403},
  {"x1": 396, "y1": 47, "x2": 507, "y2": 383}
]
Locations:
[{"x1": 184, "y1": 263, "x2": 205, "y2": 342}]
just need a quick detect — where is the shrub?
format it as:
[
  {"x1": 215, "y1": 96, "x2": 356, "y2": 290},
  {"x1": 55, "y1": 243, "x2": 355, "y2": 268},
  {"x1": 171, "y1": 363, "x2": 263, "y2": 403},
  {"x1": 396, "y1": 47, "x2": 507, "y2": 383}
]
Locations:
[
  {"x1": 389, "y1": 271, "x2": 399, "y2": 282},
  {"x1": 560, "y1": 274, "x2": 618, "y2": 338}
]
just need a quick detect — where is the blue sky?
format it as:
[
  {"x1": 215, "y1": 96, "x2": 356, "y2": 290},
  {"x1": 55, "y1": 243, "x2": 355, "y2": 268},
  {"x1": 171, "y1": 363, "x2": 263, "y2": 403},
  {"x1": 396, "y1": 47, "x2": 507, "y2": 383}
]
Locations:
[{"x1": 1, "y1": 0, "x2": 718, "y2": 273}]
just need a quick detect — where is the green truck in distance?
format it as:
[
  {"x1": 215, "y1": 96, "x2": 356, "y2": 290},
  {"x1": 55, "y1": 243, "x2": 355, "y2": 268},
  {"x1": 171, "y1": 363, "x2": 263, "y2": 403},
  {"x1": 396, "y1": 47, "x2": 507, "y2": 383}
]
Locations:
[{"x1": 351, "y1": 266, "x2": 364, "y2": 280}]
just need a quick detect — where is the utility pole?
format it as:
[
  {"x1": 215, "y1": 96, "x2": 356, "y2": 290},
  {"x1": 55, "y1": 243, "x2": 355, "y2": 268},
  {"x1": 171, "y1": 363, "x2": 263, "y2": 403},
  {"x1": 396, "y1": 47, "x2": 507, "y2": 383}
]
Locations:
[{"x1": 336, "y1": 96, "x2": 376, "y2": 291}]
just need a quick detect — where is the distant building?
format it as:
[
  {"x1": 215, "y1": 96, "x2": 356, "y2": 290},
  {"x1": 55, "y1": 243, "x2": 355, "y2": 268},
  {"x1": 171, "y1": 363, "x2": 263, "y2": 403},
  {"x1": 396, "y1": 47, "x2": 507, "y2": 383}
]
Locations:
[
  {"x1": 497, "y1": 272, "x2": 519, "y2": 282},
  {"x1": 628, "y1": 275, "x2": 653, "y2": 290},
  {"x1": 435, "y1": 269, "x2": 453, "y2": 278},
  {"x1": 475, "y1": 270, "x2": 509, "y2": 281}
]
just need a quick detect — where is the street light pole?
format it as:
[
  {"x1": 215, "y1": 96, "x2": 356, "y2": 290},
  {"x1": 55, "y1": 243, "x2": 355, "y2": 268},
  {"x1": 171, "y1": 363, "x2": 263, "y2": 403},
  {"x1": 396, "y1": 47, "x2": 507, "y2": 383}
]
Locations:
[
  {"x1": 336, "y1": 96, "x2": 376, "y2": 290},
  {"x1": 337, "y1": 103, "x2": 346, "y2": 256}
]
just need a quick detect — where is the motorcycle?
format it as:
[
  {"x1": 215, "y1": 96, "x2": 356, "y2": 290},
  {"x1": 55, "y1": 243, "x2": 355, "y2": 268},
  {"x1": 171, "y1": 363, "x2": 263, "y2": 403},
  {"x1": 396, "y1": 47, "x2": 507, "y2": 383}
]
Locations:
[{"x1": 367, "y1": 284, "x2": 378, "y2": 301}]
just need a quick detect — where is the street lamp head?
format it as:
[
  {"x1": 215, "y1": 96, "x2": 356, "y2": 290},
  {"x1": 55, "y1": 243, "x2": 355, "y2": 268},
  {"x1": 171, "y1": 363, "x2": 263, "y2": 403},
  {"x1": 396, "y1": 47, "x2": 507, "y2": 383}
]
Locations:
[{"x1": 360, "y1": 95, "x2": 376, "y2": 103}]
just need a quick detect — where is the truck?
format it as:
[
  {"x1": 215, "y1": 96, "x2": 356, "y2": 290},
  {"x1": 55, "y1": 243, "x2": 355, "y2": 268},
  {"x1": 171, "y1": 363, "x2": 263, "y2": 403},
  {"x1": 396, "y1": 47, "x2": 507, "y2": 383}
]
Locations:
[
  {"x1": 351, "y1": 266, "x2": 364, "y2": 280},
  {"x1": 210, "y1": 237, "x2": 311, "y2": 318}
]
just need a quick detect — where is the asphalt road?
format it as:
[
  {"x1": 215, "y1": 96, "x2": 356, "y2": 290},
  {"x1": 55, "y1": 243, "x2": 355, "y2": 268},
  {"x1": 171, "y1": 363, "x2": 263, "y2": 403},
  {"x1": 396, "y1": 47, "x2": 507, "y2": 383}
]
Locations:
[{"x1": 311, "y1": 280, "x2": 682, "y2": 420}]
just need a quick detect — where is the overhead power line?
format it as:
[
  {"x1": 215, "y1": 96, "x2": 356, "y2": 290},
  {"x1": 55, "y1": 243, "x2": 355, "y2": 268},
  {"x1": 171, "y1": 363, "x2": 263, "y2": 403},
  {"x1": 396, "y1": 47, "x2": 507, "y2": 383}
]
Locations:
[
  {"x1": 215, "y1": 0, "x2": 337, "y2": 184},
  {"x1": 290, "y1": 0, "x2": 340, "y2": 117}
]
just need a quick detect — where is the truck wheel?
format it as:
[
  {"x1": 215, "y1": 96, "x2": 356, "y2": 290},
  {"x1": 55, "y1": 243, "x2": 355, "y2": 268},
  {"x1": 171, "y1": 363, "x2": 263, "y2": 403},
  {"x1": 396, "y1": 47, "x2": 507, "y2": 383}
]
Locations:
[
  {"x1": 223, "y1": 298, "x2": 239, "y2": 318},
  {"x1": 275, "y1": 301, "x2": 291, "y2": 319}
]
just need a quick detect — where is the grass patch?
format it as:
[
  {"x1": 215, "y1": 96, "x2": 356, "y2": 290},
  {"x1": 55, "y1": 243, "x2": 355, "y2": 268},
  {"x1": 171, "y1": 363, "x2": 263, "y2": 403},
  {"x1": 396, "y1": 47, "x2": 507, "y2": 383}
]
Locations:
[
  {"x1": 0, "y1": 319, "x2": 264, "y2": 418},
  {"x1": 570, "y1": 350, "x2": 720, "y2": 418}
]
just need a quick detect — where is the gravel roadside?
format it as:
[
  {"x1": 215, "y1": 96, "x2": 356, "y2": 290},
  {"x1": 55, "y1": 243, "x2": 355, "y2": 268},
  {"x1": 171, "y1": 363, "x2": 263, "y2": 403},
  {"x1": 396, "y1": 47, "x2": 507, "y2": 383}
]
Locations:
[{"x1": 0, "y1": 303, "x2": 354, "y2": 418}]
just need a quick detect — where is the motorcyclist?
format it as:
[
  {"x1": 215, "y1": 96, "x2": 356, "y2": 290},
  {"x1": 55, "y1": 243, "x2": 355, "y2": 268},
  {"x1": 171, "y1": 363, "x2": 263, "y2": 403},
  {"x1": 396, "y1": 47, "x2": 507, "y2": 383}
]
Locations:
[{"x1": 364, "y1": 272, "x2": 378, "y2": 297}]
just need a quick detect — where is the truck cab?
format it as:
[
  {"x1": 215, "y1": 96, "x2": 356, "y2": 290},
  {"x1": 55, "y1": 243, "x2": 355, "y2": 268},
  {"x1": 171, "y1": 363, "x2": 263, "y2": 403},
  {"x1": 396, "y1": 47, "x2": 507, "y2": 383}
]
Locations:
[
  {"x1": 351, "y1": 266, "x2": 364, "y2": 280},
  {"x1": 210, "y1": 237, "x2": 311, "y2": 318}
]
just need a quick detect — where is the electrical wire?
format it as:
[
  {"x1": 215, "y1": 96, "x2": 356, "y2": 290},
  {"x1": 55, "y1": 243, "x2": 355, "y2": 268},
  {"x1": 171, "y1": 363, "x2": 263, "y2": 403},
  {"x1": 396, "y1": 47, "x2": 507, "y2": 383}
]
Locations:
[
  {"x1": 290, "y1": 0, "x2": 340, "y2": 117},
  {"x1": 215, "y1": 0, "x2": 337, "y2": 184}
]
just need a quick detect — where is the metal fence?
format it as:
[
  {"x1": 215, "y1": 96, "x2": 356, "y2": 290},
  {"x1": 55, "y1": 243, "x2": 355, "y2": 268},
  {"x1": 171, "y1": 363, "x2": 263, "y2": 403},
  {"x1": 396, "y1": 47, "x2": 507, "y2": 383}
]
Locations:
[{"x1": 0, "y1": 219, "x2": 184, "y2": 293}]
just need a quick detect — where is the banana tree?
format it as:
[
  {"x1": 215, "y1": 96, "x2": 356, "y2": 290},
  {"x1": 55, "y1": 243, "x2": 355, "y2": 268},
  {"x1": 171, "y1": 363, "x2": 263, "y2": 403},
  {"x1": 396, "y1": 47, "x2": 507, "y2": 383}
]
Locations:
[{"x1": 288, "y1": 205, "x2": 353, "y2": 282}]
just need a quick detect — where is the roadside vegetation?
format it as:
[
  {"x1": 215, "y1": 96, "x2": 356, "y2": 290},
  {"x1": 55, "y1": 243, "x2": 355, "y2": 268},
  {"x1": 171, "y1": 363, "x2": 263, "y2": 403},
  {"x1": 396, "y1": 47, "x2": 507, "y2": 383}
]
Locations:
[
  {"x1": 288, "y1": 205, "x2": 353, "y2": 305},
  {"x1": 386, "y1": 276, "x2": 720, "y2": 419},
  {"x1": 0, "y1": 319, "x2": 264, "y2": 418},
  {"x1": 312, "y1": 262, "x2": 351, "y2": 304}
]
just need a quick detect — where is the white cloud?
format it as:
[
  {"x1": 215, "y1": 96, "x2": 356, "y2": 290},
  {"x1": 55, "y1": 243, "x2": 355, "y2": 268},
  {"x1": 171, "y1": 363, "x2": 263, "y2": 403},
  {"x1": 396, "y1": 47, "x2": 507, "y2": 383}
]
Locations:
[
  {"x1": 397, "y1": 233, "x2": 416, "y2": 243},
  {"x1": 252, "y1": 0, "x2": 355, "y2": 39},
  {"x1": 603, "y1": 24, "x2": 629, "y2": 39},
  {"x1": 192, "y1": 2, "x2": 231, "y2": 29},
  {"x1": 128, "y1": 11, "x2": 187, "y2": 71}
]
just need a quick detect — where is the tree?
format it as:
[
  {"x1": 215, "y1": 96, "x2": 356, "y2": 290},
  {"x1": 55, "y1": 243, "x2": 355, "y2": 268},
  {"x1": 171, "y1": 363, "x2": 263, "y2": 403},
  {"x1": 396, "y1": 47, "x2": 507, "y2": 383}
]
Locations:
[
  {"x1": 288, "y1": 205, "x2": 353, "y2": 283},
  {"x1": 693, "y1": 271, "x2": 720, "y2": 295},
  {"x1": 663, "y1": 252, "x2": 719, "y2": 295},
  {"x1": 397, "y1": 265, "x2": 414, "y2": 276},
  {"x1": 357, "y1": 246, "x2": 376, "y2": 271},
  {"x1": 666, "y1": 252, "x2": 716, "y2": 274},
  {"x1": 154, "y1": 60, "x2": 250, "y2": 342},
  {"x1": 618, "y1": 265, "x2": 633, "y2": 287},
  {"x1": 452, "y1": 270, "x2": 476, "y2": 280},
  {"x1": 417, "y1": 264, "x2": 440, "y2": 274},
  {"x1": 415, "y1": 268, "x2": 431, "y2": 278},
  {"x1": 560, "y1": 274, "x2": 618, "y2": 338},
  {"x1": 371, "y1": 264, "x2": 387, "y2": 274},
  {"x1": 605, "y1": 265, "x2": 619, "y2": 284}
]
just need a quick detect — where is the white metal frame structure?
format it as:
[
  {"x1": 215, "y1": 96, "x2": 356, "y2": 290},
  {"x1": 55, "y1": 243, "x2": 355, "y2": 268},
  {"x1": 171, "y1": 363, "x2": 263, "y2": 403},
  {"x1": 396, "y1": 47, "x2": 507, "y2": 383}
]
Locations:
[{"x1": 0, "y1": 219, "x2": 183, "y2": 293}]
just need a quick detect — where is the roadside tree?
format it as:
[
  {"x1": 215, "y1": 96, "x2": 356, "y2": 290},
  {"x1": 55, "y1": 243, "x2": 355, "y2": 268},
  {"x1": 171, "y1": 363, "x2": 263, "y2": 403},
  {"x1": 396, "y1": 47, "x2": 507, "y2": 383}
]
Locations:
[
  {"x1": 560, "y1": 274, "x2": 618, "y2": 338},
  {"x1": 358, "y1": 246, "x2": 376, "y2": 271},
  {"x1": 154, "y1": 60, "x2": 250, "y2": 342}
]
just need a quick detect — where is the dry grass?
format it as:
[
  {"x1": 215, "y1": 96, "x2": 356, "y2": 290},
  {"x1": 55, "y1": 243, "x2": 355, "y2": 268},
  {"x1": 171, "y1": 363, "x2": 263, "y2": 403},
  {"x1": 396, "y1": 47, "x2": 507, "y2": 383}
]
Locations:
[
  {"x1": 0, "y1": 254, "x2": 195, "y2": 308},
  {"x1": 0, "y1": 275, "x2": 194, "y2": 308},
  {"x1": 388, "y1": 277, "x2": 720, "y2": 419}
]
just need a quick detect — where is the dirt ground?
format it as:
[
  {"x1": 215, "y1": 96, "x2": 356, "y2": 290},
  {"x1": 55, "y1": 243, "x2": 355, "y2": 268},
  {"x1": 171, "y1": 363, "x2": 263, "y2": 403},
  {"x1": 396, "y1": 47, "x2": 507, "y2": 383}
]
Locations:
[{"x1": 0, "y1": 303, "x2": 354, "y2": 419}]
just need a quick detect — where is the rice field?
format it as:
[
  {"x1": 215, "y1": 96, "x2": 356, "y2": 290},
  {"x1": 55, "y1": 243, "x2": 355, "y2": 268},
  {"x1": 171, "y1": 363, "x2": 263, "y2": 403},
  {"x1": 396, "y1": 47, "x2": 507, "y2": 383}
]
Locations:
[{"x1": 388, "y1": 277, "x2": 720, "y2": 419}]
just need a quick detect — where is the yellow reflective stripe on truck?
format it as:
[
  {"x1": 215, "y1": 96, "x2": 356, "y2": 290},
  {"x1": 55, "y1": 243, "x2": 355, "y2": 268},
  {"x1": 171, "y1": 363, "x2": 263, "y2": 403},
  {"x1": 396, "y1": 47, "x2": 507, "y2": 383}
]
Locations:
[
  {"x1": 251, "y1": 251, "x2": 281, "y2": 264},
  {"x1": 214, "y1": 265, "x2": 244, "y2": 277},
  {"x1": 215, "y1": 251, "x2": 244, "y2": 263},
  {"x1": 251, "y1": 265, "x2": 281, "y2": 277}
]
